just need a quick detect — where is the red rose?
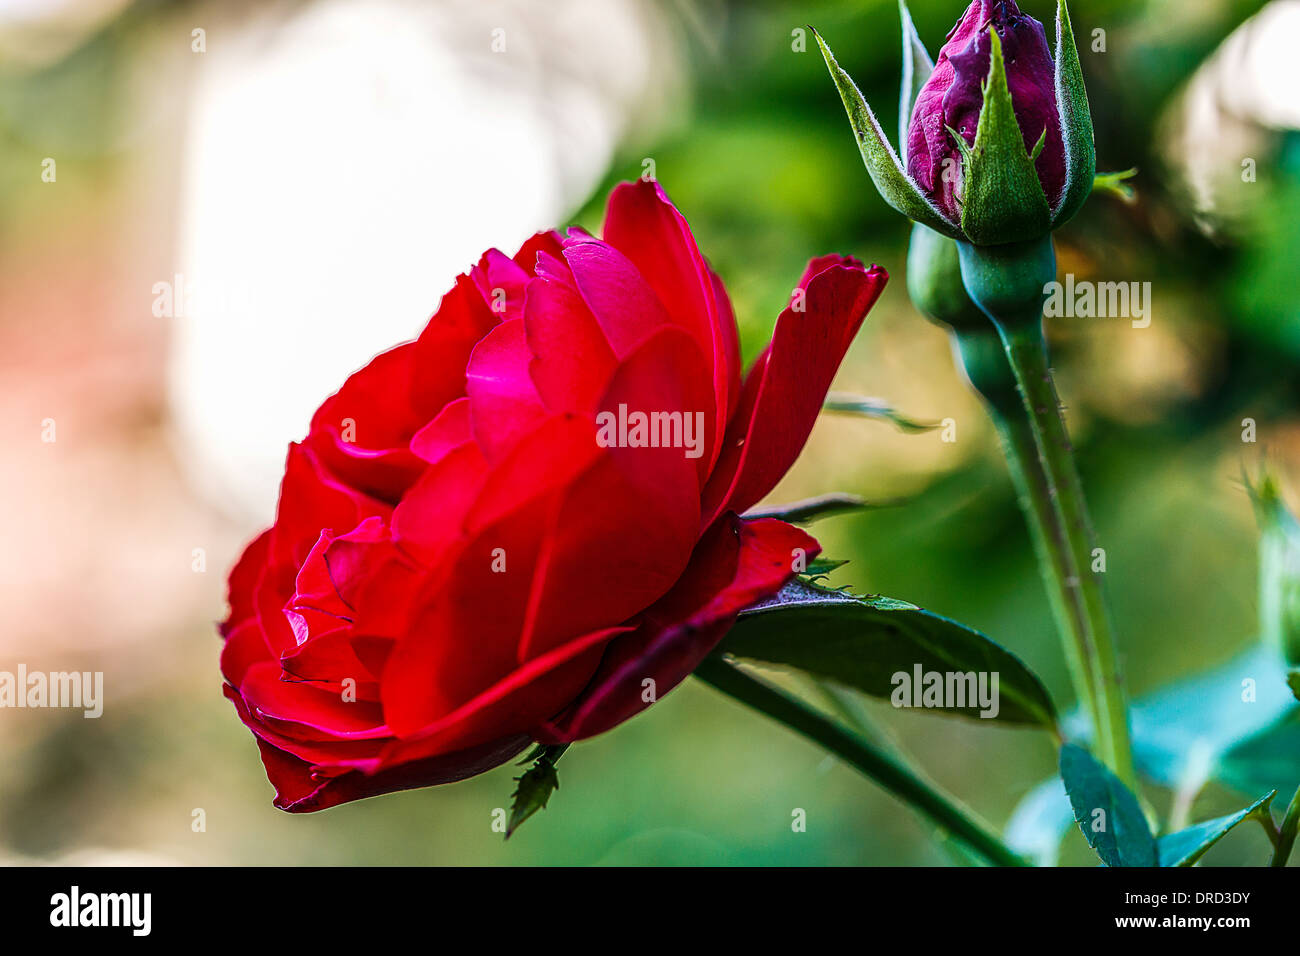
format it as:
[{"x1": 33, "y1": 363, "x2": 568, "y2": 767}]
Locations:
[{"x1": 221, "y1": 181, "x2": 886, "y2": 811}]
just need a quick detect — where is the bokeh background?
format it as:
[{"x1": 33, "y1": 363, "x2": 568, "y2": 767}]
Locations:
[{"x1": 3, "y1": 0, "x2": 1299, "y2": 865}]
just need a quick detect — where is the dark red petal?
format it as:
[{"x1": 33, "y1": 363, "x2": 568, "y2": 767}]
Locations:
[
  {"x1": 408, "y1": 273, "x2": 500, "y2": 414},
  {"x1": 465, "y1": 318, "x2": 548, "y2": 461},
  {"x1": 561, "y1": 236, "x2": 675, "y2": 357},
  {"x1": 224, "y1": 682, "x2": 387, "y2": 767},
  {"x1": 409, "y1": 396, "x2": 472, "y2": 465},
  {"x1": 512, "y1": 230, "x2": 566, "y2": 275},
  {"x1": 252, "y1": 562, "x2": 300, "y2": 657},
  {"x1": 383, "y1": 414, "x2": 607, "y2": 733},
  {"x1": 392, "y1": 441, "x2": 489, "y2": 566},
  {"x1": 306, "y1": 343, "x2": 429, "y2": 503},
  {"x1": 523, "y1": 258, "x2": 618, "y2": 413},
  {"x1": 240, "y1": 661, "x2": 390, "y2": 741},
  {"x1": 526, "y1": 326, "x2": 712, "y2": 638},
  {"x1": 539, "y1": 516, "x2": 820, "y2": 741},
  {"x1": 279, "y1": 630, "x2": 388, "y2": 693},
  {"x1": 380, "y1": 625, "x2": 626, "y2": 757},
  {"x1": 708, "y1": 268, "x2": 743, "y2": 420},
  {"x1": 269, "y1": 442, "x2": 390, "y2": 570},
  {"x1": 222, "y1": 529, "x2": 272, "y2": 636},
  {"x1": 220, "y1": 619, "x2": 271, "y2": 687},
  {"x1": 517, "y1": 325, "x2": 714, "y2": 659},
  {"x1": 797, "y1": 253, "x2": 866, "y2": 290},
  {"x1": 288, "y1": 530, "x2": 355, "y2": 623},
  {"x1": 470, "y1": 248, "x2": 531, "y2": 323},
  {"x1": 701, "y1": 262, "x2": 887, "y2": 525},
  {"x1": 602, "y1": 180, "x2": 735, "y2": 467},
  {"x1": 249, "y1": 733, "x2": 529, "y2": 814}
]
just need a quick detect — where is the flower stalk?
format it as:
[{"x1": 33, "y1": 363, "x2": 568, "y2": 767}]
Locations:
[
  {"x1": 909, "y1": 224, "x2": 1112, "y2": 776},
  {"x1": 956, "y1": 237, "x2": 1136, "y2": 787},
  {"x1": 1271, "y1": 785, "x2": 1300, "y2": 867},
  {"x1": 949, "y1": 323, "x2": 1104, "y2": 747}
]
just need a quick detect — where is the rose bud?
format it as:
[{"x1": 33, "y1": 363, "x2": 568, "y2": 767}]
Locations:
[
  {"x1": 816, "y1": 0, "x2": 1095, "y2": 246},
  {"x1": 220, "y1": 180, "x2": 886, "y2": 812}
]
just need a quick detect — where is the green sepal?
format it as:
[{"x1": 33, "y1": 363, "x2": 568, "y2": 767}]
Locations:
[
  {"x1": 959, "y1": 28, "x2": 1052, "y2": 245},
  {"x1": 1030, "y1": 127, "x2": 1048, "y2": 162},
  {"x1": 814, "y1": 27, "x2": 962, "y2": 240},
  {"x1": 505, "y1": 744, "x2": 567, "y2": 839},
  {"x1": 1050, "y1": 0, "x2": 1096, "y2": 227},
  {"x1": 906, "y1": 223, "x2": 989, "y2": 333},
  {"x1": 1093, "y1": 168, "x2": 1138, "y2": 204},
  {"x1": 897, "y1": 0, "x2": 934, "y2": 164}
]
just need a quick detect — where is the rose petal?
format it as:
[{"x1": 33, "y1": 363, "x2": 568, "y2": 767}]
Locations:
[
  {"x1": 701, "y1": 261, "x2": 886, "y2": 525},
  {"x1": 465, "y1": 318, "x2": 548, "y2": 461},
  {"x1": 249, "y1": 732, "x2": 529, "y2": 814},
  {"x1": 602, "y1": 180, "x2": 735, "y2": 460},
  {"x1": 539, "y1": 515, "x2": 819, "y2": 741}
]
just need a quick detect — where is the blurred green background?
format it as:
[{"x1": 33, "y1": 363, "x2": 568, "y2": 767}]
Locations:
[{"x1": 2, "y1": 0, "x2": 1298, "y2": 865}]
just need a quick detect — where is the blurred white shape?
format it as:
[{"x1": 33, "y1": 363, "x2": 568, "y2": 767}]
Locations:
[
  {"x1": 1163, "y1": 0, "x2": 1300, "y2": 220},
  {"x1": 0, "y1": 0, "x2": 130, "y2": 64},
  {"x1": 168, "y1": 0, "x2": 680, "y2": 525},
  {"x1": 0, "y1": 0, "x2": 94, "y2": 21}
]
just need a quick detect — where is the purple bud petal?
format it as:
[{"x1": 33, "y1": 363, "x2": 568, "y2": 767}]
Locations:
[{"x1": 905, "y1": 0, "x2": 1066, "y2": 223}]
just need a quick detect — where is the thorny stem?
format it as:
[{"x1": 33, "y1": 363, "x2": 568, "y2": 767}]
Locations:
[
  {"x1": 997, "y1": 322, "x2": 1136, "y2": 788},
  {"x1": 953, "y1": 237, "x2": 1135, "y2": 787},
  {"x1": 1270, "y1": 785, "x2": 1300, "y2": 867},
  {"x1": 952, "y1": 326, "x2": 1106, "y2": 750}
]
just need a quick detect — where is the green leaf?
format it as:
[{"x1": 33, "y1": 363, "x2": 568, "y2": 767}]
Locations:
[
  {"x1": 1060, "y1": 743, "x2": 1156, "y2": 867},
  {"x1": 745, "y1": 493, "x2": 872, "y2": 524},
  {"x1": 804, "y1": 557, "x2": 850, "y2": 577},
  {"x1": 722, "y1": 579, "x2": 1058, "y2": 729},
  {"x1": 1121, "y1": 645, "x2": 1300, "y2": 798},
  {"x1": 1216, "y1": 716, "x2": 1300, "y2": 799},
  {"x1": 505, "y1": 744, "x2": 567, "y2": 839},
  {"x1": 1093, "y1": 168, "x2": 1138, "y2": 204},
  {"x1": 897, "y1": 0, "x2": 934, "y2": 164},
  {"x1": 960, "y1": 28, "x2": 1052, "y2": 245},
  {"x1": 823, "y1": 392, "x2": 940, "y2": 433},
  {"x1": 812, "y1": 27, "x2": 963, "y2": 240},
  {"x1": 1005, "y1": 777, "x2": 1075, "y2": 867},
  {"x1": 1289, "y1": 671, "x2": 1300, "y2": 701},
  {"x1": 1156, "y1": 791, "x2": 1275, "y2": 867},
  {"x1": 1051, "y1": 0, "x2": 1096, "y2": 227}
]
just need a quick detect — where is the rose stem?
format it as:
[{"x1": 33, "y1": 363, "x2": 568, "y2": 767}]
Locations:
[
  {"x1": 951, "y1": 325, "x2": 1105, "y2": 759},
  {"x1": 695, "y1": 656, "x2": 1030, "y2": 867},
  {"x1": 956, "y1": 238, "x2": 1136, "y2": 789},
  {"x1": 1270, "y1": 785, "x2": 1300, "y2": 867},
  {"x1": 998, "y1": 322, "x2": 1135, "y2": 786}
]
